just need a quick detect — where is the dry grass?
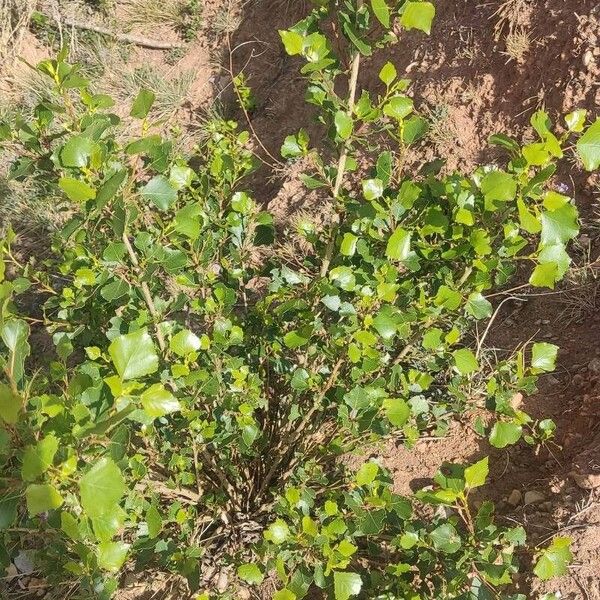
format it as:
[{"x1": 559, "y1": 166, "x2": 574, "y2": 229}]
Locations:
[
  {"x1": 492, "y1": 0, "x2": 533, "y2": 65},
  {"x1": 425, "y1": 104, "x2": 459, "y2": 152},
  {"x1": 104, "y1": 64, "x2": 196, "y2": 121},
  {"x1": 492, "y1": 0, "x2": 531, "y2": 40},
  {"x1": 122, "y1": 0, "x2": 191, "y2": 29},
  {"x1": 503, "y1": 27, "x2": 531, "y2": 64},
  {"x1": 0, "y1": 0, "x2": 36, "y2": 63}
]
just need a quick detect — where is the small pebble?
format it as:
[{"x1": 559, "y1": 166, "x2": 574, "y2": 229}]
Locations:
[
  {"x1": 507, "y1": 489, "x2": 522, "y2": 507},
  {"x1": 524, "y1": 490, "x2": 545, "y2": 505}
]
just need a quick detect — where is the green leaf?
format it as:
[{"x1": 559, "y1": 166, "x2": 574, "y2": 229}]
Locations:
[
  {"x1": 342, "y1": 22, "x2": 372, "y2": 56},
  {"x1": 59, "y1": 177, "x2": 96, "y2": 202},
  {"x1": 402, "y1": 115, "x2": 429, "y2": 144},
  {"x1": 376, "y1": 151, "x2": 393, "y2": 186},
  {"x1": 169, "y1": 165, "x2": 194, "y2": 190},
  {"x1": 452, "y1": 348, "x2": 478, "y2": 375},
  {"x1": 372, "y1": 306, "x2": 401, "y2": 341},
  {"x1": 335, "y1": 111, "x2": 353, "y2": 140},
  {"x1": 140, "y1": 383, "x2": 181, "y2": 418},
  {"x1": 141, "y1": 175, "x2": 178, "y2": 211},
  {"x1": 237, "y1": 563, "x2": 264, "y2": 585},
  {"x1": 531, "y1": 342, "x2": 558, "y2": 372},
  {"x1": 0, "y1": 383, "x2": 21, "y2": 424},
  {"x1": 464, "y1": 457, "x2": 489, "y2": 488},
  {"x1": 0, "y1": 495, "x2": 18, "y2": 530},
  {"x1": 430, "y1": 523, "x2": 462, "y2": 553},
  {"x1": 283, "y1": 331, "x2": 309, "y2": 349},
  {"x1": 79, "y1": 457, "x2": 125, "y2": 518},
  {"x1": 400, "y1": 1, "x2": 435, "y2": 34},
  {"x1": 333, "y1": 572, "x2": 362, "y2": 600},
  {"x1": 576, "y1": 118, "x2": 600, "y2": 171},
  {"x1": 363, "y1": 178, "x2": 384, "y2": 201},
  {"x1": 480, "y1": 170, "x2": 517, "y2": 203},
  {"x1": 356, "y1": 462, "x2": 379, "y2": 486},
  {"x1": 565, "y1": 109, "x2": 586, "y2": 133},
  {"x1": 97, "y1": 541, "x2": 130, "y2": 571},
  {"x1": 26, "y1": 484, "x2": 63, "y2": 516},
  {"x1": 265, "y1": 519, "x2": 290, "y2": 544},
  {"x1": 130, "y1": 89, "x2": 156, "y2": 119},
  {"x1": 281, "y1": 135, "x2": 304, "y2": 158},
  {"x1": 108, "y1": 329, "x2": 159, "y2": 381},
  {"x1": 100, "y1": 279, "x2": 130, "y2": 301},
  {"x1": 170, "y1": 329, "x2": 201, "y2": 356},
  {"x1": 279, "y1": 30, "x2": 304, "y2": 55},
  {"x1": 379, "y1": 61, "x2": 396, "y2": 86},
  {"x1": 383, "y1": 95, "x2": 414, "y2": 120},
  {"x1": 174, "y1": 202, "x2": 203, "y2": 239},
  {"x1": 371, "y1": 0, "x2": 390, "y2": 28},
  {"x1": 92, "y1": 509, "x2": 125, "y2": 542},
  {"x1": 382, "y1": 398, "x2": 410, "y2": 427},
  {"x1": 386, "y1": 227, "x2": 411, "y2": 261},
  {"x1": 61, "y1": 135, "x2": 95, "y2": 168},
  {"x1": 529, "y1": 262, "x2": 558, "y2": 289},
  {"x1": 465, "y1": 293, "x2": 493, "y2": 319},
  {"x1": 146, "y1": 505, "x2": 162, "y2": 539},
  {"x1": 340, "y1": 233, "x2": 358, "y2": 256},
  {"x1": 273, "y1": 591, "x2": 296, "y2": 600},
  {"x1": 21, "y1": 434, "x2": 59, "y2": 481},
  {"x1": 540, "y1": 203, "x2": 578, "y2": 246},
  {"x1": 489, "y1": 421, "x2": 522, "y2": 449},
  {"x1": 534, "y1": 537, "x2": 572, "y2": 580},
  {"x1": 517, "y1": 198, "x2": 541, "y2": 234}
]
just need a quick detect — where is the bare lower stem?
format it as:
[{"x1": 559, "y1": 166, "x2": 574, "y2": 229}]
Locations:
[{"x1": 256, "y1": 358, "x2": 344, "y2": 500}]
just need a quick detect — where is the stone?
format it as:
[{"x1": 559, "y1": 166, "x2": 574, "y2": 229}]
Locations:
[
  {"x1": 570, "y1": 471, "x2": 600, "y2": 490},
  {"x1": 524, "y1": 490, "x2": 545, "y2": 505},
  {"x1": 588, "y1": 357, "x2": 600, "y2": 374},
  {"x1": 507, "y1": 489, "x2": 522, "y2": 507}
]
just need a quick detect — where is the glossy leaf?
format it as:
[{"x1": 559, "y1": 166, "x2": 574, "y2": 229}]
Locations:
[
  {"x1": 141, "y1": 175, "x2": 178, "y2": 211},
  {"x1": 534, "y1": 537, "x2": 572, "y2": 580},
  {"x1": 109, "y1": 329, "x2": 159, "y2": 381},
  {"x1": 576, "y1": 118, "x2": 600, "y2": 170},
  {"x1": 140, "y1": 383, "x2": 181, "y2": 418},
  {"x1": 371, "y1": 0, "x2": 390, "y2": 28},
  {"x1": 333, "y1": 572, "x2": 362, "y2": 600},
  {"x1": 400, "y1": 1, "x2": 435, "y2": 34},
  {"x1": 489, "y1": 422, "x2": 522, "y2": 449}
]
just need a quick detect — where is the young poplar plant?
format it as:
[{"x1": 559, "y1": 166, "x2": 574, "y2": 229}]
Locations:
[{"x1": 1, "y1": 0, "x2": 600, "y2": 598}]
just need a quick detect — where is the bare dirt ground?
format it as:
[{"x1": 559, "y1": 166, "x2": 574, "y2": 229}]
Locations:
[{"x1": 1, "y1": 0, "x2": 600, "y2": 598}]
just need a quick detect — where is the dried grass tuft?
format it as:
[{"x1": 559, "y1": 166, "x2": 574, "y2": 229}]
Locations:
[{"x1": 0, "y1": 0, "x2": 36, "y2": 63}]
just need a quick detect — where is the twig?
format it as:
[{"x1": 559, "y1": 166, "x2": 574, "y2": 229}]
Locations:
[
  {"x1": 226, "y1": 34, "x2": 283, "y2": 168},
  {"x1": 55, "y1": 17, "x2": 183, "y2": 50},
  {"x1": 256, "y1": 358, "x2": 344, "y2": 499},
  {"x1": 121, "y1": 232, "x2": 167, "y2": 352},
  {"x1": 320, "y1": 0, "x2": 364, "y2": 278},
  {"x1": 199, "y1": 448, "x2": 240, "y2": 510},
  {"x1": 476, "y1": 295, "x2": 522, "y2": 358}
]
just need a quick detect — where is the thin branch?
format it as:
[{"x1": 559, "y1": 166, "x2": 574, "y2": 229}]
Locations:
[
  {"x1": 226, "y1": 34, "x2": 283, "y2": 168},
  {"x1": 256, "y1": 358, "x2": 344, "y2": 500},
  {"x1": 55, "y1": 17, "x2": 183, "y2": 50},
  {"x1": 121, "y1": 232, "x2": 167, "y2": 352},
  {"x1": 320, "y1": 0, "x2": 364, "y2": 278}
]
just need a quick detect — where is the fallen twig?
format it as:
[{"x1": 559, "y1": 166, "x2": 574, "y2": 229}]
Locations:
[{"x1": 55, "y1": 16, "x2": 183, "y2": 50}]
